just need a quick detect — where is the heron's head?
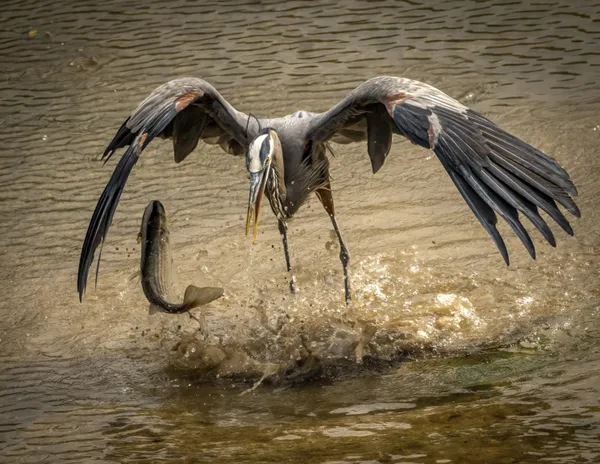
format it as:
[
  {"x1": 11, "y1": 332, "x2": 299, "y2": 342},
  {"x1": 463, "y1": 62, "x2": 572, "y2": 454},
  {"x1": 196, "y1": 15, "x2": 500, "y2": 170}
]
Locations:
[{"x1": 245, "y1": 128, "x2": 281, "y2": 242}]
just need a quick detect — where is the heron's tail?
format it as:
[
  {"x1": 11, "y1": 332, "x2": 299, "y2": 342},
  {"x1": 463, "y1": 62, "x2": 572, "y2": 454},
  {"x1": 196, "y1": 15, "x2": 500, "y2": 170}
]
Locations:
[
  {"x1": 182, "y1": 285, "x2": 224, "y2": 310},
  {"x1": 77, "y1": 134, "x2": 146, "y2": 301}
]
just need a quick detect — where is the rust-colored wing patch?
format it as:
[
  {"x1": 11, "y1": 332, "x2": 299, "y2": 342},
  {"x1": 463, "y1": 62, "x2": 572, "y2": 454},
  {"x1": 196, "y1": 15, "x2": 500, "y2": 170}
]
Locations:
[
  {"x1": 382, "y1": 91, "x2": 406, "y2": 117},
  {"x1": 175, "y1": 91, "x2": 203, "y2": 113},
  {"x1": 138, "y1": 132, "x2": 149, "y2": 151}
]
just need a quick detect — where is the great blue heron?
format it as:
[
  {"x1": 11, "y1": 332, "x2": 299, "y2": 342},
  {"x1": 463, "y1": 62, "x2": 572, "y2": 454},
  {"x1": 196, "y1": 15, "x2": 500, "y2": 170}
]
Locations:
[{"x1": 77, "y1": 76, "x2": 579, "y2": 304}]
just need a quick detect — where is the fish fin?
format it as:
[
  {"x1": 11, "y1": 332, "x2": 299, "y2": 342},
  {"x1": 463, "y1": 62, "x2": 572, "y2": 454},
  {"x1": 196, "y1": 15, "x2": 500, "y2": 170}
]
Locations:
[
  {"x1": 129, "y1": 270, "x2": 140, "y2": 282},
  {"x1": 148, "y1": 303, "x2": 162, "y2": 315},
  {"x1": 183, "y1": 285, "x2": 224, "y2": 309}
]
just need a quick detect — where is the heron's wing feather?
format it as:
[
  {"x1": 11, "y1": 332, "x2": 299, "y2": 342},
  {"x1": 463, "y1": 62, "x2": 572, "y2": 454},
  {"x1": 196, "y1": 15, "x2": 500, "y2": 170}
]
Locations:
[
  {"x1": 78, "y1": 78, "x2": 249, "y2": 300},
  {"x1": 103, "y1": 78, "x2": 249, "y2": 164},
  {"x1": 308, "y1": 76, "x2": 578, "y2": 263},
  {"x1": 78, "y1": 133, "x2": 146, "y2": 301}
]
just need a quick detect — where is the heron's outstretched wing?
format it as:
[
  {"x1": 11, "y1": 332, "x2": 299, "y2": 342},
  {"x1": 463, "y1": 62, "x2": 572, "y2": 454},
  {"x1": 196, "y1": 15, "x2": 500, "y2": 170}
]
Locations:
[
  {"x1": 307, "y1": 76, "x2": 579, "y2": 264},
  {"x1": 78, "y1": 78, "x2": 250, "y2": 301}
]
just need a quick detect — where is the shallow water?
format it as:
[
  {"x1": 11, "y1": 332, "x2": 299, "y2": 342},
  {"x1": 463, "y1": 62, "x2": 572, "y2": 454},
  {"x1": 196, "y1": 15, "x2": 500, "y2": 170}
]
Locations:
[{"x1": 1, "y1": 0, "x2": 600, "y2": 462}]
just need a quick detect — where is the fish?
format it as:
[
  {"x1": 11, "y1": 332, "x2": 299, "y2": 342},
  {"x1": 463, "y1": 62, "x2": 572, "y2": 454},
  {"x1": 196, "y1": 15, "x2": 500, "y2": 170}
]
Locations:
[{"x1": 138, "y1": 200, "x2": 224, "y2": 314}]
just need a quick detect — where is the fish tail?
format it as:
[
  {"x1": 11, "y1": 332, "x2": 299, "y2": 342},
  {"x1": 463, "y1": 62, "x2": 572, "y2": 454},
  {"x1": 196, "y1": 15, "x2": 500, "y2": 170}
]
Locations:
[{"x1": 183, "y1": 285, "x2": 224, "y2": 309}]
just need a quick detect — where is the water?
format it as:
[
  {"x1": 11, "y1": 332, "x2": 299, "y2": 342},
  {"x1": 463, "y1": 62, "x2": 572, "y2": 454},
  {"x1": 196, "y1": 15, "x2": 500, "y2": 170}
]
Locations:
[{"x1": 1, "y1": 0, "x2": 599, "y2": 462}]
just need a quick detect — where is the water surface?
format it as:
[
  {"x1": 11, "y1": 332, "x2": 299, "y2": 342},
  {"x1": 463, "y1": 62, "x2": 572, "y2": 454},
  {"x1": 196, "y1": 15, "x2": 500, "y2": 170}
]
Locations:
[{"x1": 1, "y1": 0, "x2": 600, "y2": 462}]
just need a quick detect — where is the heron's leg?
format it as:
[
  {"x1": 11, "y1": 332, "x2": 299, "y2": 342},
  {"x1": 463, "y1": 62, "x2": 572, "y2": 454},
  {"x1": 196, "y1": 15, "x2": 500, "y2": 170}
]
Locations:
[
  {"x1": 315, "y1": 185, "x2": 351, "y2": 304},
  {"x1": 278, "y1": 219, "x2": 296, "y2": 293}
]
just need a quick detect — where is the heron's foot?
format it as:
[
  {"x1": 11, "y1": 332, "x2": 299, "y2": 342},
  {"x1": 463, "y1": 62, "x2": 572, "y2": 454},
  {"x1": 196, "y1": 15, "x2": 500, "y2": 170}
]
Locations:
[{"x1": 289, "y1": 274, "x2": 297, "y2": 294}]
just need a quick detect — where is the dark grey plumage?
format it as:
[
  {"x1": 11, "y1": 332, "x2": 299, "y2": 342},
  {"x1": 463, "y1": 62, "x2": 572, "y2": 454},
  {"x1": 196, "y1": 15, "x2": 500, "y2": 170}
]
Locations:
[{"x1": 77, "y1": 76, "x2": 579, "y2": 303}]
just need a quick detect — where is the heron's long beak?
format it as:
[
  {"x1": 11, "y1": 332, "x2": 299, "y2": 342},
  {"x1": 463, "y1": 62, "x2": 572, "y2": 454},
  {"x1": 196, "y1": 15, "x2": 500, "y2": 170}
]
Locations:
[{"x1": 245, "y1": 157, "x2": 271, "y2": 243}]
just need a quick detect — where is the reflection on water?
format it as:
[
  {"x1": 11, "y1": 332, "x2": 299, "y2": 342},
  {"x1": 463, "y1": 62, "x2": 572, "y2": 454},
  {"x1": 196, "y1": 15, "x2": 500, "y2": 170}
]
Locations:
[
  {"x1": 1, "y1": 0, "x2": 599, "y2": 462},
  {"x1": 2, "y1": 338, "x2": 600, "y2": 463}
]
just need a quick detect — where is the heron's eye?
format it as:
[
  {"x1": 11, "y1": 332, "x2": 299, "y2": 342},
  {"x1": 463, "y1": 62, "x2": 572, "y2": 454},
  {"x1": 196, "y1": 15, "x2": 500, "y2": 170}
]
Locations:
[{"x1": 246, "y1": 132, "x2": 271, "y2": 173}]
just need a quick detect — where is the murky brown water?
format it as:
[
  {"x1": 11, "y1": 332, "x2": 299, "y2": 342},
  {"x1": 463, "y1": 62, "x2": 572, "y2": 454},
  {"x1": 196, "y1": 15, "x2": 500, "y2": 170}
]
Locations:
[{"x1": 1, "y1": 0, "x2": 600, "y2": 462}]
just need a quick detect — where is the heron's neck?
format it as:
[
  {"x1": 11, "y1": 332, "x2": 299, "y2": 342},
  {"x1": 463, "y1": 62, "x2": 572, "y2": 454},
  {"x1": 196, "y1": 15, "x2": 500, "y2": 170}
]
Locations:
[{"x1": 266, "y1": 165, "x2": 288, "y2": 221}]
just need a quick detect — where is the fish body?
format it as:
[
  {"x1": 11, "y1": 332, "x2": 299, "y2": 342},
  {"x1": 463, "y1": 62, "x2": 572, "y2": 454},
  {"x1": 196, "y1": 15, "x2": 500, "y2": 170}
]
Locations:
[{"x1": 139, "y1": 200, "x2": 223, "y2": 313}]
